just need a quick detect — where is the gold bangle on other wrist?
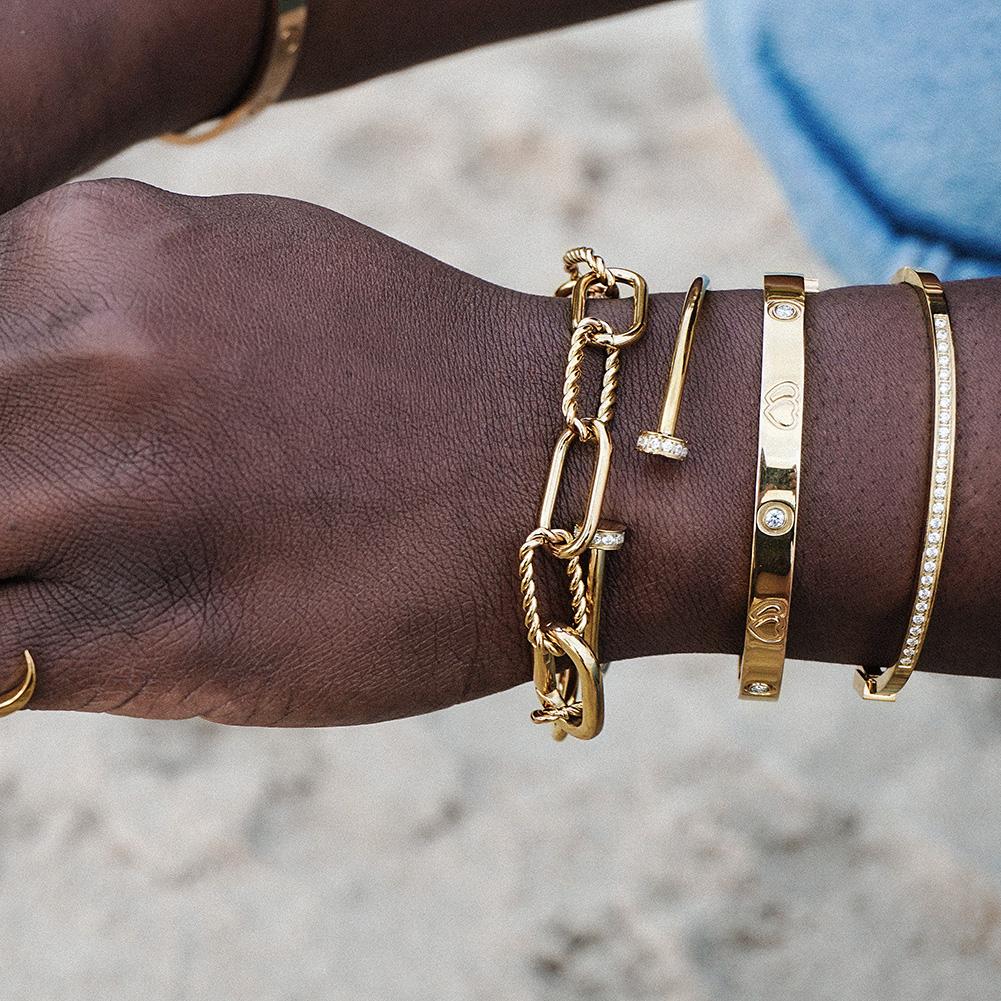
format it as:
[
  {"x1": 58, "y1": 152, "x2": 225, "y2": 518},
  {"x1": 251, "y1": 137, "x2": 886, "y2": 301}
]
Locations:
[
  {"x1": 854, "y1": 268, "x2": 956, "y2": 701},
  {"x1": 163, "y1": 0, "x2": 308, "y2": 146},
  {"x1": 738, "y1": 274, "x2": 816, "y2": 700}
]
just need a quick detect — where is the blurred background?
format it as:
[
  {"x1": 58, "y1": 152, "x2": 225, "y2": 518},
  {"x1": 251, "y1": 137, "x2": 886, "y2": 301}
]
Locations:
[{"x1": 3, "y1": 3, "x2": 1000, "y2": 998}]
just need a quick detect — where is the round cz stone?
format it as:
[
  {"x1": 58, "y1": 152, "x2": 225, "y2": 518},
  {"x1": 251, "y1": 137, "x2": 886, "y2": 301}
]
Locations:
[
  {"x1": 930, "y1": 518, "x2": 943, "y2": 529},
  {"x1": 928, "y1": 530, "x2": 942, "y2": 543},
  {"x1": 913, "y1": 614, "x2": 926, "y2": 626},
  {"x1": 771, "y1": 302, "x2": 798, "y2": 320},
  {"x1": 940, "y1": 396, "x2": 952, "y2": 408},
  {"x1": 938, "y1": 442, "x2": 949, "y2": 454},
  {"x1": 909, "y1": 624, "x2": 922, "y2": 635},
  {"x1": 934, "y1": 487, "x2": 946, "y2": 500},
  {"x1": 933, "y1": 502, "x2": 945, "y2": 514},
  {"x1": 745, "y1": 681, "x2": 773, "y2": 697},
  {"x1": 938, "y1": 427, "x2": 950, "y2": 439},
  {"x1": 920, "y1": 574, "x2": 934, "y2": 586},
  {"x1": 935, "y1": 315, "x2": 947, "y2": 328},
  {"x1": 940, "y1": 411, "x2": 951, "y2": 424},
  {"x1": 935, "y1": 472, "x2": 948, "y2": 485},
  {"x1": 926, "y1": 547, "x2": 940, "y2": 559},
  {"x1": 763, "y1": 507, "x2": 787, "y2": 530},
  {"x1": 915, "y1": 600, "x2": 929, "y2": 612},
  {"x1": 918, "y1": 587, "x2": 932, "y2": 600},
  {"x1": 936, "y1": 457, "x2": 948, "y2": 470},
  {"x1": 923, "y1": 559, "x2": 937, "y2": 572}
]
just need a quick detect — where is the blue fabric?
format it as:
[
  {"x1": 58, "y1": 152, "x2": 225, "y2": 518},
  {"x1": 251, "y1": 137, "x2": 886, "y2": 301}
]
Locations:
[{"x1": 704, "y1": 1, "x2": 1001, "y2": 282}]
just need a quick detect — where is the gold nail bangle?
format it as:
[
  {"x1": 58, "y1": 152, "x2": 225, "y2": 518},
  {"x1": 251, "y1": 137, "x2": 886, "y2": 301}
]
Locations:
[
  {"x1": 637, "y1": 276, "x2": 708, "y2": 460},
  {"x1": 855, "y1": 268, "x2": 955, "y2": 701},
  {"x1": 163, "y1": 1, "x2": 308, "y2": 145},
  {"x1": 739, "y1": 274, "x2": 816, "y2": 700}
]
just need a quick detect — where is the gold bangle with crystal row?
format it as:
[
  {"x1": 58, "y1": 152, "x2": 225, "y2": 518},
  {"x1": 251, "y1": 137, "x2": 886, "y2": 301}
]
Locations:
[
  {"x1": 739, "y1": 274, "x2": 816, "y2": 700},
  {"x1": 854, "y1": 268, "x2": 956, "y2": 701}
]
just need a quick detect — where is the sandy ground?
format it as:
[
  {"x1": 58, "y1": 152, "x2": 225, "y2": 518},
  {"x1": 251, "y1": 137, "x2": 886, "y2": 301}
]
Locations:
[{"x1": 2, "y1": 4, "x2": 999, "y2": 999}]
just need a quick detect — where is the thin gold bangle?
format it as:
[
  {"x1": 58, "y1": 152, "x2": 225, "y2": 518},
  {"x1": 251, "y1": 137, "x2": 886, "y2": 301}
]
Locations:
[
  {"x1": 738, "y1": 274, "x2": 816, "y2": 700},
  {"x1": 854, "y1": 268, "x2": 956, "y2": 701},
  {"x1": 163, "y1": 0, "x2": 308, "y2": 146}
]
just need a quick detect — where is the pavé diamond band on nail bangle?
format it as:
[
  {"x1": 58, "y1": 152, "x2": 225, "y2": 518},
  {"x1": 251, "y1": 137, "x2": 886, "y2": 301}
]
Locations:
[
  {"x1": 739, "y1": 274, "x2": 816, "y2": 700},
  {"x1": 854, "y1": 268, "x2": 956, "y2": 701}
]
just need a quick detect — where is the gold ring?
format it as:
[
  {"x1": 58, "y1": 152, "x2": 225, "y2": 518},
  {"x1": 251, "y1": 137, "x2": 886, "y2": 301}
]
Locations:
[{"x1": 0, "y1": 651, "x2": 37, "y2": 718}]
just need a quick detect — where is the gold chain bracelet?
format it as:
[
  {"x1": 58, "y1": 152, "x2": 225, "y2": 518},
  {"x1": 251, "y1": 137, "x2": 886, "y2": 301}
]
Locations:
[{"x1": 518, "y1": 249, "x2": 648, "y2": 741}]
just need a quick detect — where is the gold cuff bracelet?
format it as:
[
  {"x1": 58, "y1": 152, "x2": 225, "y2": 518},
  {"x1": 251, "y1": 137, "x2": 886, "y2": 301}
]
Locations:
[{"x1": 739, "y1": 274, "x2": 816, "y2": 700}]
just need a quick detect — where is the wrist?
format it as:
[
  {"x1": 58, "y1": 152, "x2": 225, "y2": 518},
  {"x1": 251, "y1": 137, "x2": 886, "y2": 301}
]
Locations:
[
  {"x1": 1, "y1": 0, "x2": 265, "y2": 210},
  {"x1": 496, "y1": 279, "x2": 998, "y2": 688}
]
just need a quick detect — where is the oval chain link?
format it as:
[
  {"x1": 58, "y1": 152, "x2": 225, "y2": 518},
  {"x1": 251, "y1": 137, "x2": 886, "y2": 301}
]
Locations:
[
  {"x1": 518, "y1": 527, "x2": 588, "y2": 655},
  {"x1": 517, "y1": 248, "x2": 649, "y2": 740}
]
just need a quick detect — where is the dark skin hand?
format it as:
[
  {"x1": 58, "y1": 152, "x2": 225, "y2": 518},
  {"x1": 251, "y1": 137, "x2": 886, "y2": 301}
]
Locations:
[
  {"x1": 2, "y1": 2, "x2": 1000, "y2": 722},
  {"x1": 0, "y1": 178, "x2": 999, "y2": 726}
]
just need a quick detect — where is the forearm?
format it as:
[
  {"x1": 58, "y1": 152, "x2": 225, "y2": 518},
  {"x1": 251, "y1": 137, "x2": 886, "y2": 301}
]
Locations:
[
  {"x1": 2, "y1": 0, "x2": 262, "y2": 208},
  {"x1": 484, "y1": 278, "x2": 1001, "y2": 700},
  {"x1": 1, "y1": 0, "x2": 661, "y2": 211},
  {"x1": 286, "y1": 0, "x2": 666, "y2": 96}
]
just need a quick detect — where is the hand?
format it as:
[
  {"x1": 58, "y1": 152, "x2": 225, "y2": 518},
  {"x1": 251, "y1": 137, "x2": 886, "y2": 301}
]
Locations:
[{"x1": 0, "y1": 178, "x2": 552, "y2": 725}]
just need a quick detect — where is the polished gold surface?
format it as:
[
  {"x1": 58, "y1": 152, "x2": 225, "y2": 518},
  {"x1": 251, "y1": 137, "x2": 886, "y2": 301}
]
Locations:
[
  {"x1": 537, "y1": 419, "x2": 612, "y2": 560},
  {"x1": 519, "y1": 248, "x2": 648, "y2": 741},
  {"x1": 531, "y1": 626, "x2": 604, "y2": 741},
  {"x1": 556, "y1": 267, "x2": 649, "y2": 349},
  {"x1": 738, "y1": 275, "x2": 814, "y2": 700},
  {"x1": 855, "y1": 268, "x2": 955, "y2": 701},
  {"x1": 0, "y1": 651, "x2": 37, "y2": 718},
  {"x1": 637, "y1": 276, "x2": 708, "y2": 461},
  {"x1": 164, "y1": 1, "x2": 308, "y2": 145}
]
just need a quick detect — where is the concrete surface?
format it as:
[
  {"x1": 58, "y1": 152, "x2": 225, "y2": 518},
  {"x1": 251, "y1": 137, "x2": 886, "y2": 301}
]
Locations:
[{"x1": 1, "y1": 4, "x2": 997, "y2": 999}]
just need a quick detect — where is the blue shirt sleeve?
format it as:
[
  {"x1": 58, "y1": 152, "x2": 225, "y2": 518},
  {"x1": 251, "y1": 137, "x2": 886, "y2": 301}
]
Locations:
[{"x1": 704, "y1": 0, "x2": 1001, "y2": 281}]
